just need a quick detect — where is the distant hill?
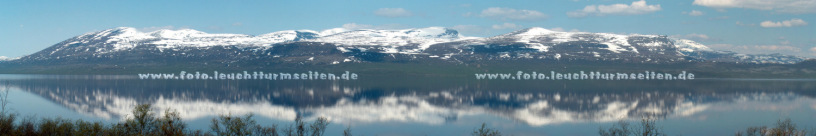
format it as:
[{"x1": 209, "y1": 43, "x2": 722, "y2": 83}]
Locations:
[{"x1": 0, "y1": 27, "x2": 812, "y2": 77}]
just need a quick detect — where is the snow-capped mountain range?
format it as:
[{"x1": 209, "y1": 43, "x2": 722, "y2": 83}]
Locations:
[{"x1": 8, "y1": 27, "x2": 809, "y2": 65}]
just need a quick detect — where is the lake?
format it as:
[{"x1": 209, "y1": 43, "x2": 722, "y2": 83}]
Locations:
[{"x1": 0, "y1": 74, "x2": 814, "y2": 136}]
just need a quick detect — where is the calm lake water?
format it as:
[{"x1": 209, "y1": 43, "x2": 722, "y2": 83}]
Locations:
[{"x1": 0, "y1": 74, "x2": 814, "y2": 136}]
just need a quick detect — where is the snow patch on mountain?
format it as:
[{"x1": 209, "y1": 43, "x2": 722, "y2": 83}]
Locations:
[
  {"x1": 318, "y1": 28, "x2": 349, "y2": 36},
  {"x1": 309, "y1": 27, "x2": 462, "y2": 54},
  {"x1": 511, "y1": 27, "x2": 561, "y2": 52},
  {"x1": 599, "y1": 33, "x2": 636, "y2": 53},
  {"x1": 0, "y1": 56, "x2": 19, "y2": 61},
  {"x1": 66, "y1": 27, "x2": 313, "y2": 53},
  {"x1": 672, "y1": 39, "x2": 712, "y2": 52},
  {"x1": 480, "y1": 27, "x2": 665, "y2": 53},
  {"x1": 145, "y1": 29, "x2": 299, "y2": 49},
  {"x1": 311, "y1": 27, "x2": 461, "y2": 49}
]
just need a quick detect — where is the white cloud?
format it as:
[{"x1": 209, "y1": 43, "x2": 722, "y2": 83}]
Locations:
[
  {"x1": 780, "y1": 40, "x2": 791, "y2": 45},
  {"x1": 480, "y1": 7, "x2": 548, "y2": 21},
  {"x1": 810, "y1": 47, "x2": 816, "y2": 56},
  {"x1": 342, "y1": 23, "x2": 374, "y2": 30},
  {"x1": 450, "y1": 25, "x2": 489, "y2": 36},
  {"x1": 374, "y1": 8, "x2": 413, "y2": 18},
  {"x1": 671, "y1": 33, "x2": 720, "y2": 42},
  {"x1": 683, "y1": 10, "x2": 704, "y2": 16},
  {"x1": 567, "y1": 0, "x2": 661, "y2": 18},
  {"x1": 462, "y1": 12, "x2": 474, "y2": 17},
  {"x1": 685, "y1": 34, "x2": 709, "y2": 40},
  {"x1": 708, "y1": 16, "x2": 729, "y2": 20},
  {"x1": 736, "y1": 21, "x2": 755, "y2": 26},
  {"x1": 693, "y1": 0, "x2": 816, "y2": 13},
  {"x1": 206, "y1": 26, "x2": 222, "y2": 31},
  {"x1": 138, "y1": 26, "x2": 177, "y2": 32},
  {"x1": 491, "y1": 23, "x2": 521, "y2": 29},
  {"x1": 760, "y1": 18, "x2": 808, "y2": 28},
  {"x1": 550, "y1": 27, "x2": 581, "y2": 32},
  {"x1": 341, "y1": 23, "x2": 408, "y2": 30}
]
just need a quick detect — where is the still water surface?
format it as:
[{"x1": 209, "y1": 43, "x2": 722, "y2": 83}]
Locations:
[{"x1": 0, "y1": 74, "x2": 814, "y2": 136}]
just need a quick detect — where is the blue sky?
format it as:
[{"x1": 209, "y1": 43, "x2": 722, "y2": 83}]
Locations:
[{"x1": 1, "y1": 0, "x2": 814, "y2": 58}]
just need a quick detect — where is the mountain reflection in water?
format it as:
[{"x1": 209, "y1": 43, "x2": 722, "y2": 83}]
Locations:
[{"x1": 0, "y1": 75, "x2": 814, "y2": 134}]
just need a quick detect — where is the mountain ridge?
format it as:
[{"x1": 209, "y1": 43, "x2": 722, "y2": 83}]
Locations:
[{"x1": 3, "y1": 26, "x2": 809, "y2": 67}]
